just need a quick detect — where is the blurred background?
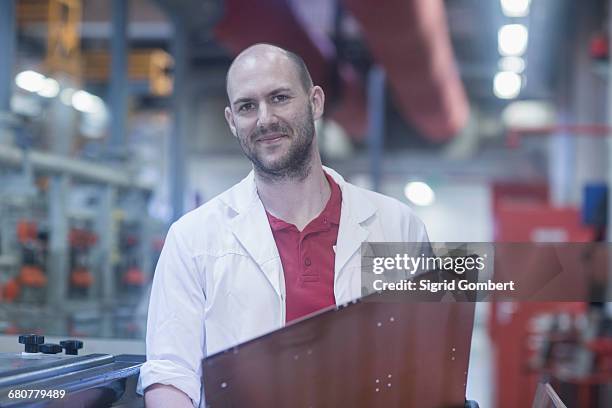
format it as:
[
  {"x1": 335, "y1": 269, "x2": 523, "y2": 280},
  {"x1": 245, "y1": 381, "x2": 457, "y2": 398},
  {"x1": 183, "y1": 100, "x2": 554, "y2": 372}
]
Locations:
[{"x1": 1, "y1": 0, "x2": 612, "y2": 406}]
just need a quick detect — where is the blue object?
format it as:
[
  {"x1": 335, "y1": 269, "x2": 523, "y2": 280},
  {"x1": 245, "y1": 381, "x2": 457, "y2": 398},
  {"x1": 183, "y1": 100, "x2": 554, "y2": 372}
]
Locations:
[{"x1": 583, "y1": 183, "x2": 608, "y2": 226}]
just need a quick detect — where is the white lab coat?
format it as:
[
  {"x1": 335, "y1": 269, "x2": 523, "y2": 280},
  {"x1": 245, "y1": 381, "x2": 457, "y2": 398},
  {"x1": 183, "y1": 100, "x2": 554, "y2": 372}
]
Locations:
[{"x1": 137, "y1": 167, "x2": 429, "y2": 407}]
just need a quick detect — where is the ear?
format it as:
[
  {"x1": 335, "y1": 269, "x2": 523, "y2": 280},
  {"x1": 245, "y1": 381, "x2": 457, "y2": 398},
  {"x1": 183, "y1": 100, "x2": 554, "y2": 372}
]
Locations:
[
  {"x1": 224, "y1": 106, "x2": 238, "y2": 137},
  {"x1": 310, "y1": 86, "x2": 325, "y2": 121}
]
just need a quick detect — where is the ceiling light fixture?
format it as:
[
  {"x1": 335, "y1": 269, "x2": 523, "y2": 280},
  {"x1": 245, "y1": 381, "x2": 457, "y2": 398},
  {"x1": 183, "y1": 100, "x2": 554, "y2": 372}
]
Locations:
[
  {"x1": 494, "y1": 71, "x2": 522, "y2": 99},
  {"x1": 404, "y1": 182, "x2": 435, "y2": 206},
  {"x1": 71, "y1": 90, "x2": 105, "y2": 114},
  {"x1": 37, "y1": 78, "x2": 60, "y2": 98},
  {"x1": 15, "y1": 70, "x2": 46, "y2": 93},
  {"x1": 500, "y1": 0, "x2": 531, "y2": 17},
  {"x1": 498, "y1": 24, "x2": 529, "y2": 56}
]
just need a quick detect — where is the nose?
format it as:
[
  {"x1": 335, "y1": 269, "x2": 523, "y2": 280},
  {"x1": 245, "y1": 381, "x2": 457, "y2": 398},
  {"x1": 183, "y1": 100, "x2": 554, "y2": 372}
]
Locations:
[{"x1": 256, "y1": 102, "x2": 276, "y2": 128}]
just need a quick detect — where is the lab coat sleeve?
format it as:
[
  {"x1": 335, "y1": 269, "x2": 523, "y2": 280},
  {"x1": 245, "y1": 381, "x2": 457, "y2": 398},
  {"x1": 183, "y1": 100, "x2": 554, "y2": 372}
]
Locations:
[
  {"x1": 137, "y1": 223, "x2": 206, "y2": 408},
  {"x1": 403, "y1": 206, "x2": 434, "y2": 271},
  {"x1": 402, "y1": 203, "x2": 430, "y2": 244}
]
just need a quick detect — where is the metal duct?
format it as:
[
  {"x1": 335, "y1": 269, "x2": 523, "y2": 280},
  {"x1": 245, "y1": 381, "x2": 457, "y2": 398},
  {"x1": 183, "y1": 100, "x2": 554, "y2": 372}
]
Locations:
[{"x1": 343, "y1": 0, "x2": 469, "y2": 141}]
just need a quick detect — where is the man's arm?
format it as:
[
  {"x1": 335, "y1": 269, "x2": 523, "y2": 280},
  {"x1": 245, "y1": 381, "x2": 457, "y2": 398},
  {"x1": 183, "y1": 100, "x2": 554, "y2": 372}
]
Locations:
[
  {"x1": 145, "y1": 384, "x2": 193, "y2": 408},
  {"x1": 138, "y1": 223, "x2": 207, "y2": 407}
]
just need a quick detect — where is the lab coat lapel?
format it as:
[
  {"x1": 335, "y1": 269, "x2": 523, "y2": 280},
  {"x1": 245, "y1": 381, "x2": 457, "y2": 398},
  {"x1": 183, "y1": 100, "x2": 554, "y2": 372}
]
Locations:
[
  {"x1": 225, "y1": 172, "x2": 284, "y2": 299},
  {"x1": 325, "y1": 168, "x2": 376, "y2": 301},
  {"x1": 335, "y1": 203, "x2": 370, "y2": 276}
]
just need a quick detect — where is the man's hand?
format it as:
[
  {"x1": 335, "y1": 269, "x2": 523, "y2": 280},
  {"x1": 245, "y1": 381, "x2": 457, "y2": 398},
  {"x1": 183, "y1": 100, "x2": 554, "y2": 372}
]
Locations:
[{"x1": 144, "y1": 384, "x2": 194, "y2": 408}]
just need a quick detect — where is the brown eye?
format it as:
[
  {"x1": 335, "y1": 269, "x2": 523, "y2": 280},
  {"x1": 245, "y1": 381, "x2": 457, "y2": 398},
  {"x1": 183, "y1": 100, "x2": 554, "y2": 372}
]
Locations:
[
  {"x1": 238, "y1": 103, "x2": 254, "y2": 112},
  {"x1": 272, "y1": 95, "x2": 289, "y2": 103}
]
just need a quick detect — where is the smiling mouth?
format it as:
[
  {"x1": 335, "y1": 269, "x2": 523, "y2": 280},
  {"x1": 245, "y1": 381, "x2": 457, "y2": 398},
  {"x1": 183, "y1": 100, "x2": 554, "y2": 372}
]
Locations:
[{"x1": 257, "y1": 134, "x2": 287, "y2": 143}]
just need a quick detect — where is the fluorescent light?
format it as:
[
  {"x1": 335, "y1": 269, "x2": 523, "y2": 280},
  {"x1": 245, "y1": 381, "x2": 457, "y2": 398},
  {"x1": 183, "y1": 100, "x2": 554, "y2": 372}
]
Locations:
[
  {"x1": 494, "y1": 71, "x2": 522, "y2": 99},
  {"x1": 71, "y1": 90, "x2": 105, "y2": 114},
  {"x1": 498, "y1": 24, "x2": 528, "y2": 56},
  {"x1": 404, "y1": 182, "x2": 435, "y2": 206},
  {"x1": 37, "y1": 78, "x2": 60, "y2": 98},
  {"x1": 501, "y1": 0, "x2": 531, "y2": 17},
  {"x1": 502, "y1": 100, "x2": 555, "y2": 127},
  {"x1": 60, "y1": 88, "x2": 75, "y2": 106},
  {"x1": 80, "y1": 110, "x2": 109, "y2": 139},
  {"x1": 498, "y1": 56, "x2": 526, "y2": 73},
  {"x1": 15, "y1": 70, "x2": 46, "y2": 93}
]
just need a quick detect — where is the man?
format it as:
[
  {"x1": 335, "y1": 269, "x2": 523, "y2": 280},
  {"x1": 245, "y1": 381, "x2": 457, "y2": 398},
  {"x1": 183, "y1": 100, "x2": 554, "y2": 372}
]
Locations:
[{"x1": 138, "y1": 43, "x2": 429, "y2": 407}]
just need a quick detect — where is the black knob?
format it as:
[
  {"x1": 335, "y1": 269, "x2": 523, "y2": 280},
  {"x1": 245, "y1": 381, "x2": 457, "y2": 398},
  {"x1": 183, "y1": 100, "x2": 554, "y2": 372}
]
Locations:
[
  {"x1": 18, "y1": 334, "x2": 44, "y2": 353},
  {"x1": 40, "y1": 343, "x2": 63, "y2": 354},
  {"x1": 60, "y1": 340, "x2": 83, "y2": 355}
]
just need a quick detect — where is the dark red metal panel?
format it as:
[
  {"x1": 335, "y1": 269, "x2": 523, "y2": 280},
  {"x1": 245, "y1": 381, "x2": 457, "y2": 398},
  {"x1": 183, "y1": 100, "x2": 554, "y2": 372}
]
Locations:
[{"x1": 343, "y1": 0, "x2": 469, "y2": 141}]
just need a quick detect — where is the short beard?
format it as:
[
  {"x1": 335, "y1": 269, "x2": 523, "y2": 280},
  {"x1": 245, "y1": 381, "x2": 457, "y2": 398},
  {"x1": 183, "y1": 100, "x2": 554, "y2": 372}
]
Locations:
[{"x1": 238, "y1": 106, "x2": 315, "y2": 183}]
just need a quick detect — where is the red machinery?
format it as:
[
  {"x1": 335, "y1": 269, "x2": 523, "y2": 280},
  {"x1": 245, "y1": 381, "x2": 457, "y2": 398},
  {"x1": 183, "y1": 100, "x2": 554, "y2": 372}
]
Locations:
[{"x1": 491, "y1": 181, "x2": 603, "y2": 407}]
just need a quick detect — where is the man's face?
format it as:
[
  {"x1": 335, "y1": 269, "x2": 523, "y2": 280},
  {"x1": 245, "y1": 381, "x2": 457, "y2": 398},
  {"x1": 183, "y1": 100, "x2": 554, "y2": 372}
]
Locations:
[{"x1": 225, "y1": 52, "x2": 317, "y2": 180}]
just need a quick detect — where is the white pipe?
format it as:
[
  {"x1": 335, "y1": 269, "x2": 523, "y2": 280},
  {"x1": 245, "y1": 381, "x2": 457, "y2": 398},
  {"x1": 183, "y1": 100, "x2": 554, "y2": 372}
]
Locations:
[{"x1": 0, "y1": 144, "x2": 152, "y2": 191}]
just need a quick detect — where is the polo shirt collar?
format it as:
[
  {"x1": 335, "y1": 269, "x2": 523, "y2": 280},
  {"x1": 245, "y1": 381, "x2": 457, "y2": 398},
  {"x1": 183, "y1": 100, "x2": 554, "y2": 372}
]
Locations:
[{"x1": 266, "y1": 170, "x2": 342, "y2": 231}]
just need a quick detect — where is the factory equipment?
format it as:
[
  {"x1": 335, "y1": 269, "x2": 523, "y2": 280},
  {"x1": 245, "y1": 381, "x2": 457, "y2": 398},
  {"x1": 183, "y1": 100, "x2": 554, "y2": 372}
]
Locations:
[
  {"x1": 68, "y1": 224, "x2": 96, "y2": 298},
  {"x1": 16, "y1": 219, "x2": 47, "y2": 304},
  {"x1": 491, "y1": 180, "x2": 612, "y2": 408},
  {"x1": 0, "y1": 139, "x2": 160, "y2": 339},
  {"x1": 0, "y1": 334, "x2": 143, "y2": 407},
  {"x1": 0, "y1": 0, "x2": 174, "y2": 342},
  {"x1": 513, "y1": 303, "x2": 612, "y2": 407},
  {"x1": 117, "y1": 220, "x2": 147, "y2": 299}
]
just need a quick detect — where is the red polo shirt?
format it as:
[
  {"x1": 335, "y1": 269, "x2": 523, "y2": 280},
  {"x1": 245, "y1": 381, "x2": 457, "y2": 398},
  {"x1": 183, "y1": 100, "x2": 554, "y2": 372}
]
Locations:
[{"x1": 266, "y1": 172, "x2": 342, "y2": 323}]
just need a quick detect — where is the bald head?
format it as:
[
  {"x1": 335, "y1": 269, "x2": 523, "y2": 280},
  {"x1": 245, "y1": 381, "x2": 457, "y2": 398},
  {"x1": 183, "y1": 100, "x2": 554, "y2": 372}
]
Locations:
[{"x1": 226, "y1": 43, "x2": 313, "y2": 100}]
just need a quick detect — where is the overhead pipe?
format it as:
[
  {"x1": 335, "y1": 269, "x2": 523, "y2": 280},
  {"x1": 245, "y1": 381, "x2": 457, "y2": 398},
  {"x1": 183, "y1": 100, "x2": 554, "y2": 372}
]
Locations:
[{"x1": 342, "y1": 0, "x2": 469, "y2": 141}]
